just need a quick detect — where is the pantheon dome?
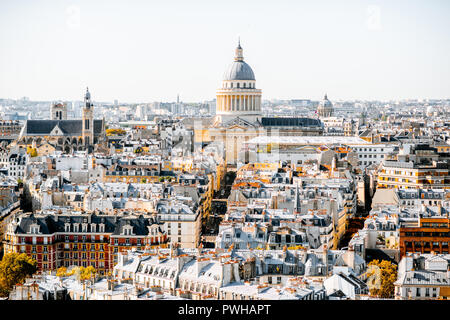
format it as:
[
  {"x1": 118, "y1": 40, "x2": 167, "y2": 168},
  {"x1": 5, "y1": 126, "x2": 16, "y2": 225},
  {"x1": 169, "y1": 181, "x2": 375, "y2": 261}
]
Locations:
[
  {"x1": 215, "y1": 42, "x2": 262, "y2": 123},
  {"x1": 223, "y1": 43, "x2": 255, "y2": 81}
]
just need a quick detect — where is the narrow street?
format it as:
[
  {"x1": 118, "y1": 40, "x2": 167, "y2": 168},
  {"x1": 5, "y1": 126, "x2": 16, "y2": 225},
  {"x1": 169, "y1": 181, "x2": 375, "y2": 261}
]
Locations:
[
  {"x1": 338, "y1": 217, "x2": 366, "y2": 249},
  {"x1": 201, "y1": 171, "x2": 236, "y2": 248}
]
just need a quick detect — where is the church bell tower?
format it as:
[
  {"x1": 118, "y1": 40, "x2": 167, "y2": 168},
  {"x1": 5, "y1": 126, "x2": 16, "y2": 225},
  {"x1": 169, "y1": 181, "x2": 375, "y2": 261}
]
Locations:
[{"x1": 82, "y1": 87, "x2": 94, "y2": 148}]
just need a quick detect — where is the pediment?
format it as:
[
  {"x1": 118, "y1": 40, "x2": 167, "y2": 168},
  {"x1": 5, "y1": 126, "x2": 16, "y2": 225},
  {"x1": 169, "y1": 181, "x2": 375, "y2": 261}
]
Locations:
[
  {"x1": 227, "y1": 124, "x2": 248, "y2": 130},
  {"x1": 49, "y1": 124, "x2": 65, "y2": 136}
]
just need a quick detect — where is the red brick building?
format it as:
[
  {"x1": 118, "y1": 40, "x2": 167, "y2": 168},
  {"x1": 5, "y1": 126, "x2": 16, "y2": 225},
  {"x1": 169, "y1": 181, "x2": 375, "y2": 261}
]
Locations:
[
  {"x1": 3, "y1": 213, "x2": 168, "y2": 274},
  {"x1": 399, "y1": 216, "x2": 450, "y2": 258}
]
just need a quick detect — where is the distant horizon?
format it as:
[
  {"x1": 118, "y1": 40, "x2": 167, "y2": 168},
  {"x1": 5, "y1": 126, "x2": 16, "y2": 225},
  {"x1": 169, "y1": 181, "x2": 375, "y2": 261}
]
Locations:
[
  {"x1": 1, "y1": 95, "x2": 449, "y2": 105},
  {"x1": 1, "y1": 1, "x2": 450, "y2": 102}
]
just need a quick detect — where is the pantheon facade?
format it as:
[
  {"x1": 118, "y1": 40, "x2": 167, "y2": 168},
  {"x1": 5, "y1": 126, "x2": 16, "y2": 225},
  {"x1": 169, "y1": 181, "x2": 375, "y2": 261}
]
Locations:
[{"x1": 195, "y1": 42, "x2": 324, "y2": 166}]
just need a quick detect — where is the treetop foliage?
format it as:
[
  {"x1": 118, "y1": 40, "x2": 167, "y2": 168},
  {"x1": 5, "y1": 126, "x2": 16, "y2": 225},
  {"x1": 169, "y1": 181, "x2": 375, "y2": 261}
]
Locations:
[{"x1": 0, "y1": 253, "x2": 38, "y2": 297}]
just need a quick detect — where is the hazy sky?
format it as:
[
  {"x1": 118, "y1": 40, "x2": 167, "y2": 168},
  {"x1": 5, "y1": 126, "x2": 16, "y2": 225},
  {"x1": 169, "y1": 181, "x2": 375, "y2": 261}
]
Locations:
[{"x1": 1, "y1": 0, "x2": 449, "y2": 103}]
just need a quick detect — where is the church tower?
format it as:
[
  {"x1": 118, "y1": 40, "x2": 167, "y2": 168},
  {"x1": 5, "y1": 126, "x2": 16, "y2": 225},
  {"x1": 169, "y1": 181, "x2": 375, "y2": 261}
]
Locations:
[
  {"x1": 50, "y1": 102, "x2": 67, "y2": 120},
  {"x1": 82, "y1": 87, "x2": 94, "y2": 148}
]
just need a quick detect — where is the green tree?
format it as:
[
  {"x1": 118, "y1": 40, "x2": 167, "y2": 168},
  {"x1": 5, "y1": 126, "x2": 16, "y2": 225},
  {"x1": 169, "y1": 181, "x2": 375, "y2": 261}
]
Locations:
[
  {"x1": 0, "y1": 253, "x2": 37, "y2": 297},
  {"x1": 366, "y1": 259, "x2": 397, "y2": 298}
]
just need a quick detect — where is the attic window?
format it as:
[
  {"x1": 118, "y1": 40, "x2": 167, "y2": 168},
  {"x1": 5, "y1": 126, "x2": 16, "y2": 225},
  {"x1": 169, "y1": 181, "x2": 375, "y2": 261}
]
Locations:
[
  {"x1": 29, "y1": 224, "x2": 39, "y2": 234},
  {"x1": 123, "y1": 225, "x2": 133, "y2": 236}
]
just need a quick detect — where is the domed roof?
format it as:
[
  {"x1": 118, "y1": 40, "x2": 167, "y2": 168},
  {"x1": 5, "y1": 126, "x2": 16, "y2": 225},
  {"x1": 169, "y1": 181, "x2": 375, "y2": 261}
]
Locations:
[
  {"x1": 222, "y1": 41, "x2": 256, "y2": 81},
  {"x1": 223, "y1": 61, "x2": 255, "y2": 81},
  {"x1": 318, "y1": 94, "x2": 333, "y2": 108}
]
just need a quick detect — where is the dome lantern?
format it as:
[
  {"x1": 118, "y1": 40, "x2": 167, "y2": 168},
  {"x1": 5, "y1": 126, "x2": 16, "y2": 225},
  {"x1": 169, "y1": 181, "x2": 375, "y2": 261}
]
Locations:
[{"x1": 235, "y1": 38, "x2": 244, "y2": 62}]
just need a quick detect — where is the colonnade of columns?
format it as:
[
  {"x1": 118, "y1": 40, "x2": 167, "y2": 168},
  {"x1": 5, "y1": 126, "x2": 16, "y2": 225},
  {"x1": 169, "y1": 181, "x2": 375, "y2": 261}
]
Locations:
[{"x1": 216, "y1": 94, "x2": 261, "y2": 113}]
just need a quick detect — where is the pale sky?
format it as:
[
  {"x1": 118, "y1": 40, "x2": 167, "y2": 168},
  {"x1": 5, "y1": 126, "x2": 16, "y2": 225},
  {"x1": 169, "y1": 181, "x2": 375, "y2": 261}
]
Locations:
[{"x1": 1, "y1": 0, "x2": 449, "y2": 103}]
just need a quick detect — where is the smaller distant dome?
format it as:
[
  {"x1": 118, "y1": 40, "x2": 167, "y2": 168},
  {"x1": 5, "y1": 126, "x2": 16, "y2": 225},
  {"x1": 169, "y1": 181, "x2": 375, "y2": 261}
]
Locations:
[
  {"x1": 426, "y1": 105, "x2": 434, "y2": 114},
  {"x1": 319, "y1": 94, "x2": 332, "y2": 108}
]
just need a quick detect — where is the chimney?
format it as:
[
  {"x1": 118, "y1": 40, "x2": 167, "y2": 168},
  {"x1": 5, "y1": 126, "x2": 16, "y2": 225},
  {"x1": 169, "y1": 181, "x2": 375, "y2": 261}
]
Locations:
[
  {"x1": 107, "y1": 279, "x2": 116, "y2": 291},
  {"x1": 119, "y1": 252, "x2": 128, "y2": 265}
]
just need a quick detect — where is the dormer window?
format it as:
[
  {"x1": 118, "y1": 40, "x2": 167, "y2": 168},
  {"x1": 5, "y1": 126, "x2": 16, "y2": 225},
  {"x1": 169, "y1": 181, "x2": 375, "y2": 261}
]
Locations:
[
  {"x1": 65, "y1": 223, "x2": 70, "y2": 232},
  {"x1": 73, "y1": 223, "x2": 79, "y2": 233},
  {"x1": 91, "y1": 224, "x2": 96, "y2": 232},
  {"x1": 122, "y1": 225, "x2": 133, "y2": 236},
  {"x1": 99, "y1": 223, "x2": 105, "y2": 233},
  {"x1": 82, "y1": 223, "x2": 88, "y2": 233},
  {"x1": 29, "y1": 223, "x2": 40, "y2": 234}
]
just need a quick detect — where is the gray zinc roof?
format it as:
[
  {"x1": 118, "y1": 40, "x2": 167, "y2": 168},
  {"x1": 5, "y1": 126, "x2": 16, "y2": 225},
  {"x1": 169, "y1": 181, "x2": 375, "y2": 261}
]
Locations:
[{"x1": 23, "y1": 120, "x2": 103, "y2": 136}]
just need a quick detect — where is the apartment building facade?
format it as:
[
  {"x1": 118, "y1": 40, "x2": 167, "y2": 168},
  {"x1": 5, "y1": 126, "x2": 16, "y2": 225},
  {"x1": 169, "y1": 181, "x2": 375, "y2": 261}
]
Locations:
[
  {"x1": 3, "y1": 212, "x2": 168, "y2": 274},
  {"x1": 399, "y1": 216, "x2": 450, "y2": 258}
]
